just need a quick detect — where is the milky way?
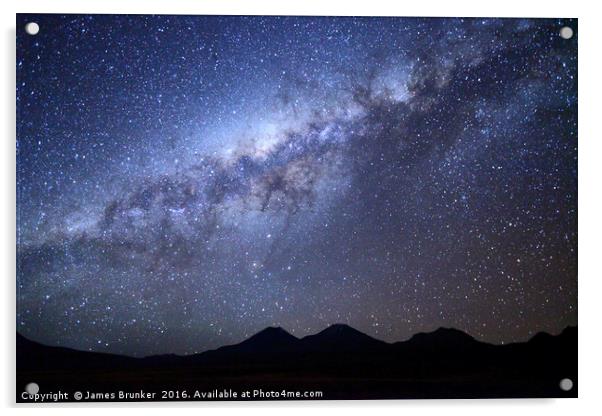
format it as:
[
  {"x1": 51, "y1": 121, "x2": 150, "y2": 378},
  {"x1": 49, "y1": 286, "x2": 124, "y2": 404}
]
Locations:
[{"x1": 16, "y1": 15, "x2": 577, "y2": 356}]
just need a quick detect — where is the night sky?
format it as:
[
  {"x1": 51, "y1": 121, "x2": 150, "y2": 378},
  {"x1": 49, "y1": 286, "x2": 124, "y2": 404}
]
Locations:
[{"x1": 16, "y1": 15, "x2": 577, "y2": 357}]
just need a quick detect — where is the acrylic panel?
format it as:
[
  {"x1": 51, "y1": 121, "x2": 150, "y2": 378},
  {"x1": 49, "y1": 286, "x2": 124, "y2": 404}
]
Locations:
[{"x1": 16, "y1": 14, "x2": 577, "y2": 402}]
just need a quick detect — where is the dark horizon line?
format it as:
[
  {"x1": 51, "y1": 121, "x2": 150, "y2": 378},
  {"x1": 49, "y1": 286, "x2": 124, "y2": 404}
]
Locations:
[{"x1": 17, "y1": 322, "x2": 578, "y2": 359}]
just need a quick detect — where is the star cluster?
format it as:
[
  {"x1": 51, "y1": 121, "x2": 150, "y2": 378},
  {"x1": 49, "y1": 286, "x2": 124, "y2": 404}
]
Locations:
[{"x1": 16, "y1": 15, "x2": 577, "y2": 356}]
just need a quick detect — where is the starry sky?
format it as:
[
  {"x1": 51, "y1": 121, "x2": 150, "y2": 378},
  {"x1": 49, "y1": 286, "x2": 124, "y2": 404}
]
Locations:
[{"x1": 16, "y1": 15, "x2": 577, "y2": 357}]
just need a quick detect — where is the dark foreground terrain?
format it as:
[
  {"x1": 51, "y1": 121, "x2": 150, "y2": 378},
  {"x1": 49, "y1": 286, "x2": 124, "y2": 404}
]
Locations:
[{"x1": 17, "y1": 324, "x2": 577, "y2": 402}]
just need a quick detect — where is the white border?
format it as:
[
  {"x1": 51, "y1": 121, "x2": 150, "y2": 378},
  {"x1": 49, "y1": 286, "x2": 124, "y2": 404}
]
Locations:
[{"x1": 2, "y1": 1, "x2": 600, "y2": 415}]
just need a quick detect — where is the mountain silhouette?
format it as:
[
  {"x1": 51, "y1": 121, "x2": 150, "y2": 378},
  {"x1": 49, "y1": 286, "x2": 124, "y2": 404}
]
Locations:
[
  {"x1": 17, "y1": 332, "x2": 139, "y2": 371},
  {"x1": 194, "y1": 326, "x2": 300, "y2": 364},
  {"x1": 222, "y1": 326, "x2": 299, "y2": 352},
  {"x1": 299, "y1": 323, "x2": 387, "y2": 353},
  {"x1": 16, "y1": 324, "x2": 577, "y2": 401},
  {"x1": 397, "y1": 327, "x2": 481, "y2": 353}
]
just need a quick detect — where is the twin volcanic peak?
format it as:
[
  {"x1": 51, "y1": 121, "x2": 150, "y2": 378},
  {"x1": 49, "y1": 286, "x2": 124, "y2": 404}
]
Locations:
[{"x1": 231, "y1": 324, "x2": 382, "y2": 349}]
